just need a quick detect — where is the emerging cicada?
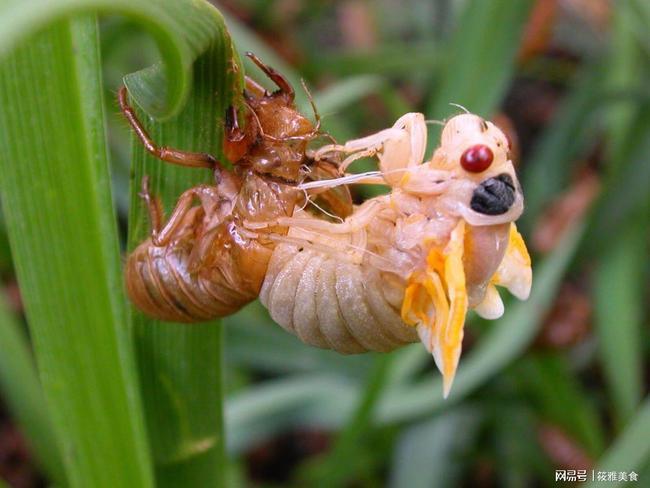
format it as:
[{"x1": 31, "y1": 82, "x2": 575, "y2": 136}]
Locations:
[
  {"x1": 255, "y1": 112, "x2": 532, "y2": 395},
  {"x1": 122, "y1": 55, "x2": 532, "y2": 396}
]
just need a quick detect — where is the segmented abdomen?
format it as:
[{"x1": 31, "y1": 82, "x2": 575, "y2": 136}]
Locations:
[
  {"x1": 259, "y1": 244, "x2": 418, "y2": 353},
  {"x1": 126, "y1": 238, "x2": 254, "y2": 323}
]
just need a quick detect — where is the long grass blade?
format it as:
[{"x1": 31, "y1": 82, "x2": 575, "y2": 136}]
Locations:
[
  {"x1": 520, "y1": 62, "x2": 604, "y2": 232},
  {"x1": 389, "y1": 407, "x2": 482, "y2": 488},
  {"x1": 0, "y1": 0, "x2": 232, "y2": 119},
  {"x1": 0, "y1": 0, "x2": 235, "y2": 485},
  {"x1": 518, "y1": 354, "x2": 605, "y2": 457},
  {"x1": 0, "y1": 295, "x2": 64, "y2": 484},
  {"x1": 0, "y1": 17, "x2": 153, "y2": 487},
  {"x1": 591, "y1": 6, "x2": 648, "y2": 426},
  {"x1": 594, "y1": 223, "x2": 646, "y2": 426},
  {"x1": 0, "y1": 210, "x2": 10, "y2": 272},
  {"x1": 427, "y1": 0, "x2": 534, "y2": 149},
  {"x1": 125, "y1": 8, "x2": 240, "y2": 485},
  {"x1": 316, "y1": 354, "x2": 394, "y2": 487},
  {"x1": 226, "y1": 374, "x2": 356, "y2": 454},
  {"x1": 586, "y1": 397, "x2": 650, "y2": 488}
]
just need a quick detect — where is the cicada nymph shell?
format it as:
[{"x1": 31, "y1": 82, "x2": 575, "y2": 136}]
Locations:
[
  {"x1": 123, "y1": 53, "x2": 352, "y2": 323},
  {"x1": 255, "y1": 113, "x2": 532, "y2": 396}
]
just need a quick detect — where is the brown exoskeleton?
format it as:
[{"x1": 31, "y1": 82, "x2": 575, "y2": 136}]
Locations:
[{"x1": 123, "y1": 53, "x2": 351, "y2": 322}]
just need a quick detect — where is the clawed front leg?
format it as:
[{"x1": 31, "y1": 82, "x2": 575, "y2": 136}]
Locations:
[
  {"x1": 313, "y1": 128, "x2": 401, "y2": 164},
  {"x1": 245, "y1": 52, "x2": 294, "y2": 100},
  {"x1": 313, "y1": 113, "x2": 428, "y2": 183},
  {"x1": 119, "y1": 86, "x2": 224, "y2": 170}
]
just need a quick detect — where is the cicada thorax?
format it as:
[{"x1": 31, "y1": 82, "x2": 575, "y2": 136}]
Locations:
[{"x1": 200, "y1": 168, "x2": 304, "y2": 297}]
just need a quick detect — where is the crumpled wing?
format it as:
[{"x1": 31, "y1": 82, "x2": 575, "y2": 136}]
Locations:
[{"x1": 402, "y1": 220, "x2": 469, "y2": 397}]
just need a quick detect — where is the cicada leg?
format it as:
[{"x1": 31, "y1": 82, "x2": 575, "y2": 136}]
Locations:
[
  {"x1": 225, "y1": 104, "x2": 246, "y2": 143},
  {"x1": 244, "y1": 75, "x2": 268, "y2": 99},
  {"x1": 314, "y1": 113, "x2": 427, "y2": 182},
  {"x1": 304, "y1": 159, "x2": 354, "y2": 218},
  {"x1": 245, "y1": 52, "x2": 294, "y2": 100},
  {"x1": 139, "y1": 180, "x2": 226, "y2": 247},
  {"x1": 263, "y1": 225, "x2": 381, "y2": 267},
  {"x1": 300, "y1": 79, "x2": 321, "y2": 133},
  {"x1": 313, "y1": 129, "x2": 400, "y2": 165},
  {"x1": 118, "y1": 86, "x2": 225, "y2": 171},
  {"x1": 138, "y1": 175, "x2": 163, "y2": 234},
  {"x1": 246, "y1": 197, "x2": 387, "y2": 235}
]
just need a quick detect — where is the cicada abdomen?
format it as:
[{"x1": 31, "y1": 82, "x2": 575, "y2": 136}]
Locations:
[
  {"x1": 259, "y1": 222, "x2": 419, "y2": 353},
  {"x1": 125, "y1": 174, "x2": 299, "y2": 322}
]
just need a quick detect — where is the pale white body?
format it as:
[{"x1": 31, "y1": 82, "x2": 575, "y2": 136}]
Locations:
[
  {"x1": 252, "y1": 112, "x2": 532, "y2": 396},
  {"x1": 260, "y1": 230, "x2": 418, "y2": 354}
]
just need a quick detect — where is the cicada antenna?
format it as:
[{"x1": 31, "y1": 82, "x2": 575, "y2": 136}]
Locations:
[
  {"x1": 300, "y1": 79, "x2": 321, "y2": 132},
  {"x1": 449, "y1": 102, "x2": 470, "y2": 114}
]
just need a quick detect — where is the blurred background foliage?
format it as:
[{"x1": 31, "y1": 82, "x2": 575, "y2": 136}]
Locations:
[{"x1": 1, "y1": 0, "x2": 649, "y2": 486}]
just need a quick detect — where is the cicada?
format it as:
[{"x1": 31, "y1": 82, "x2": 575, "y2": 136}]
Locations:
[
  {"x1": 122, "y1": 55, "x2": 532, "y2": 396},
  {"x1": 254, "y1": 112, "x2": 532, "y2": 396}
]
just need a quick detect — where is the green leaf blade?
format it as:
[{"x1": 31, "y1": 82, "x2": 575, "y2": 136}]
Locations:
[
  {"x1": 0, "y1": 0, "x2": 228, "y2": 119},
  {"x1": 0, "y1": 296, "x2": 65, "y2": 485},
  {"x1": 427, "y1": 0, "x2": 534, "y2": 149},
  {"x1": 125, "y1": 18, "x2": 240, "y2": 486},
  {"x1": 586, "y1": 397, "x2": 650, "y2": 488},
  {"x1": 0, "y1": 17, "x2": 153, "y2": 487}
]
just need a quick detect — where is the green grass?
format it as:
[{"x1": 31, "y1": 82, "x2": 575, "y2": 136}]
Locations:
[
  {"x1": 586, "y1": 397, "x2": 650, "y2": 488},
  {"x1": 0, "y1": 0, "x2": 238, "y2": 486},
  {"x1": 0, "y1": 17, "x2": 153, "y2": 487},
  {"x1": 0, "y1": 296, "x2": 63, "y2": 484}
]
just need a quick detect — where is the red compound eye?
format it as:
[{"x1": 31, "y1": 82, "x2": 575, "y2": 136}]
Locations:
[{"x1": 460, "y1": 144, "x2": 493, "y2": 173}]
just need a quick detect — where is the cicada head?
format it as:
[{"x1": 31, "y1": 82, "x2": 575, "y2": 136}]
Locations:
[
  {"x1": 430, "y1": 113, "x2": 523, "y2": 227},
  {"x1": 241, "y1": 88, "x2": 318, "y2": 182}
]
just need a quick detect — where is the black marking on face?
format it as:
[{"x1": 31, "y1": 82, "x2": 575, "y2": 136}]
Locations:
[{"x1": 470, "y1": 173, "x2": 516, "y2": 215}]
